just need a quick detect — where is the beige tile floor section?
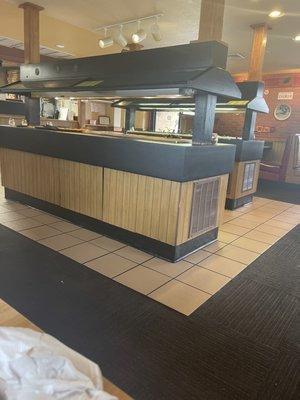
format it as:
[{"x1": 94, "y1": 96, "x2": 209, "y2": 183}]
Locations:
[{"x1": 0, "y1": 183, "x2": 299, "y2": 317}]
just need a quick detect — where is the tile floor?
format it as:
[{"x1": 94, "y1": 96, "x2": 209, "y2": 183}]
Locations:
[{"x1": 0, "y1": 183, "x2": 299, "y2": 316}]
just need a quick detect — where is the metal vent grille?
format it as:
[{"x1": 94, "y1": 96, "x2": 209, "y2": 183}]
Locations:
[
  {"x1": 189, "y1": 177, "x2": 220, "y2": 238},
  {"x1": 242, "y1": 162, "x2": 255, "y2": 192}
]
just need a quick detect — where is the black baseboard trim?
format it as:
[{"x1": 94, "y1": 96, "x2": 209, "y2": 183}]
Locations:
[
  {"x1": 5, "y1": 188, "x2": 217, "y2": 262},
  {"x1": 225, "y1": 194, "x2": 253, "y2": 210}
]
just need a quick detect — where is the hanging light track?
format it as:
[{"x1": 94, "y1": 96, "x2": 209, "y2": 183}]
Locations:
[
  {"x1": 96, "y1": 13, "x2": 163, "y2": 48},
  {"x1": 95, "y1": 13, "x2": 163, "y2": 32}
]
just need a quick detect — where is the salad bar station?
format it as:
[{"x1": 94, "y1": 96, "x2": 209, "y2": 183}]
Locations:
[{"x1": 0, "y1": 41, "x2": 241, "y2": 261}]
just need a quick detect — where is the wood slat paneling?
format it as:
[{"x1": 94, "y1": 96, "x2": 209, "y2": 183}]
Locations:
[
  {"x1": 103, "y1": 168, "x2": 181, "y2": 245},
  {"x1": 0, "y1": 148, "x2": 60, "y2": 204},
  {"x1": 0, "y1": 149, "x2": 103, "y2": 219},
  {"x1": 1, "y1": 149, "x2": 228, "y2": 247},
  {"x1": 60, "y1": 159, "x2": 103, "y2": 220},
  {"x1": 227, "y1": 160, "x2": 260, "y2": 199}
]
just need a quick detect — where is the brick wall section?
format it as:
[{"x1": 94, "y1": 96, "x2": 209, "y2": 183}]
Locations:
[{"x1": 214, "y1": 73, "x2": 300, "y2": 139}]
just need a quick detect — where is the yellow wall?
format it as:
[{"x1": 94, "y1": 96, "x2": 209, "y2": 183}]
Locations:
[{"x1": 0, "y1": 0, "x2": 120, "y2": 58}]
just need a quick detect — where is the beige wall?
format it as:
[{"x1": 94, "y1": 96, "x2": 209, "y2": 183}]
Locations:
[{"x1": 0, "y1": 0, "x2": 120, "y2": 58}]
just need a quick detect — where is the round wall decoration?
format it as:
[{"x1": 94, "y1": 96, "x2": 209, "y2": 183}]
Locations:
[{"x1": 274, "y1": 104, "x2": 292, "y2": 121}]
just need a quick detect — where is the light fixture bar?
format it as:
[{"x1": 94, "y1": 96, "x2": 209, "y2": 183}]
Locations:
[{"x1": 95, "y1": 13, "x2": 163, "y2": 32}]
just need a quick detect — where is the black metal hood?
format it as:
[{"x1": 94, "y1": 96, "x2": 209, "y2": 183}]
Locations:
[
  {"x1": 0, "y1": 41, "x2": 241, "y2": 100},
  {"x1": 216, "y1": 81, "x2": 269, "y2": 113},
  {"x1": 112, "y1": 81, "x2": 268, "y2": 114}
]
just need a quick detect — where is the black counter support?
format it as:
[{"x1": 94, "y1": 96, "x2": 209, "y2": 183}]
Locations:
[
  {"x1": 125, "y1": 107, "x2": 136, "y2": 131},
  {"x1": 25, "y1": 96, "x2": 40, "y2": 126},
  {"x1": 193, "y1": 92, "x2": 217, "y2": 144},
  {"x1": 242, "y1": 109, "x2": 257, "y2": 141},
  {"x1": 149, "y1": 110, "x2": 156, "y2": 132}
]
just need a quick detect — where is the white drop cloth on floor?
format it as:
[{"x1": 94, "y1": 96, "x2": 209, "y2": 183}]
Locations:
[{"x1": 0, "y1": 327, "x2": 117, "y2": 400}]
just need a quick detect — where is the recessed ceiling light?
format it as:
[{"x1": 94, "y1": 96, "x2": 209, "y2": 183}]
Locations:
[
  {"x1": 269, "y1": 10, "x2": 284, "y2": 18},
  {"x1": 56, "y1": 44, "x2": 65, "y2": 48},
  {"x1": 294, "y1": 34, "x2": 300, "y2": 41}
]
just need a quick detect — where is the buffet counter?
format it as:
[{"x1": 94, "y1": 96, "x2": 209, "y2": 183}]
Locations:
[
  {"x1": 218, "y1": 137, "x2": 264, "y2": 209},
  {"x1": 0, "y1": 126, "x2": 236, "y2": 261}
]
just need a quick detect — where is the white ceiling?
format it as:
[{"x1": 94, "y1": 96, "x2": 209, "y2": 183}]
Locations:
[
  {"x1": 6, "y1": 0, "x2": 300, "y2": 73},
  {"x1": 0, "y1": 36, "x2": 74, "y2": 59}
]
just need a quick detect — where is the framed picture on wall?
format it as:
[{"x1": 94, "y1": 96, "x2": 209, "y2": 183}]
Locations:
[
  {"x1": 99, "y1": 116, "x2": 110, "y2": 125},
  {"x1": 274, "y1": 104, "x2": 292, "y2": 121}
]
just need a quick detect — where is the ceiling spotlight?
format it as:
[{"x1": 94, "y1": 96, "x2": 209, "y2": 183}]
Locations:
[
  {"x1": 56, "y1": 44, "x2": 65, "y2": 48},
  {"x1": 114, "y1": 25, "x2": 128, "y2": 48},
  {"x1": 294, "y1": 34, "x2": 300, "y2": 41},
  {"x1": 99, "y1": 28, "x2": 113, "y2": 48},
  {"x1": 269, "y1": 10, "x2": 284, "y2": 18},
  {"x1": 151, "y1": 17, "x2": 162, "y2": 41},
  {"x1": 132, "y1": 21, "x2": 147, "y2": 43}
]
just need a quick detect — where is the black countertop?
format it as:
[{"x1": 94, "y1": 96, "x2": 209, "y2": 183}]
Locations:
[
  {"x1": 217, "y1": 137, "x2": 264, "y2": 162},
  {"x1": 0, "y1": 126, "x2": 236, "y2": 182}
]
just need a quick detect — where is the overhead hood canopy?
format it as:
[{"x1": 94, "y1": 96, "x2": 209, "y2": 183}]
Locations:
[
  {"x1": 216, "y1": 81, "x2": 269, "y2": 113},
  {"x1": 112, "y1": 81, "x2": 268, "y2": 114},
  {"x1": 0, "y1": 41, "x2": 241, "y2": 100}
]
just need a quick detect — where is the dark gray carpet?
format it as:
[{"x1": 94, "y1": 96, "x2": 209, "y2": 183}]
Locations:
[
  {"x1": 257, "y1": 179, "x2": 300, "y2": 204},
  {"x1": 0, "y1": 224, "x2": 299, "y2": 400}
]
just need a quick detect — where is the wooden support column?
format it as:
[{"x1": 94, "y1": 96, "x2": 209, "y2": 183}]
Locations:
[
  {"x1": 248, "y1": 23, "x2": 270, "y2": 81},
  {"x1": 198, "y1": 0, "x2": 225, "y2": 42},
  {"x1": 19, "y1": 2, "x2": 44, "y2": 64},
  {"x1": 19, "y1": 2, "x2": 44, "y2": 126},
  {"x1": 193, "y1": 92, "x2": 217, "y2": 144}
]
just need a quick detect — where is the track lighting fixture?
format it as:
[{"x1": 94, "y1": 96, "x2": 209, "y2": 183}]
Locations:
[
  {"x1": 96, "y1": 13, "x2": 163, "y2": 48},
  {"x1": 132, "y1": 21, "x2": 147, "y2": 44},
  {"x1": 99, "y1": 28, "x2": 114, "y2": 48},
  {"x1": 151, "y1": 17, "x2": 162, "y2": 42},
  {"x1": 114, "y1": 25, "x2": 128, "y2": 48}
]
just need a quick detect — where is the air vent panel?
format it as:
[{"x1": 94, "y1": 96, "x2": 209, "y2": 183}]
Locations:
[
  {"x1": 189, "y1": 177, "x2": 220, "y2": 238},
  {"x1": 242, "y1": 162, "x2": 255, "y2": 192}
]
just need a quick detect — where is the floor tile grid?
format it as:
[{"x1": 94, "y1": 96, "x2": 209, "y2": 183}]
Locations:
[
  {"x1": 221, "y1": 200, "x2": 295, "y2": 225},
  {"x1": 220, "y1": 204, "x2": 297, "y2": 247},
  {"x1": 214, "y1": 204, "x2": 297, "y2": 261},
  {"x1": 0, "y1": 195, "x2": 216, "y2": 312},
  {"x1": 0, "y1": 190, "x2": 298, "y2": 315},
  {"x1": 168, "y1": 200, "x2": 298, "y2": 294},
  {"x1": 0, "y1": 193, "x2": 183, "y2": 296},
  {"x1": 134, "y1": 199, "x2": 297, "y2": 308},
  {"x1": 0, "y1": 201, "x2": 206, "y2": 276},
  {"x1": 0, "y1": 195, "x2": 296, "y2": 275},
  {"x1": 221, "y1": 201, "x2": 297, "y2": 234},
  {"x1": 85, "y1": 251, "x2": 178, "y2": 294}
]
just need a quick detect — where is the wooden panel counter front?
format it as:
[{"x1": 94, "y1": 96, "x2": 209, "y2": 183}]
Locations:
[
  {"x1": 0, "y1": 148, "x2": 228, "y2": 261},
  {"x1": 0, "y1": 128, "x2": 236, "y2": 261}
]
